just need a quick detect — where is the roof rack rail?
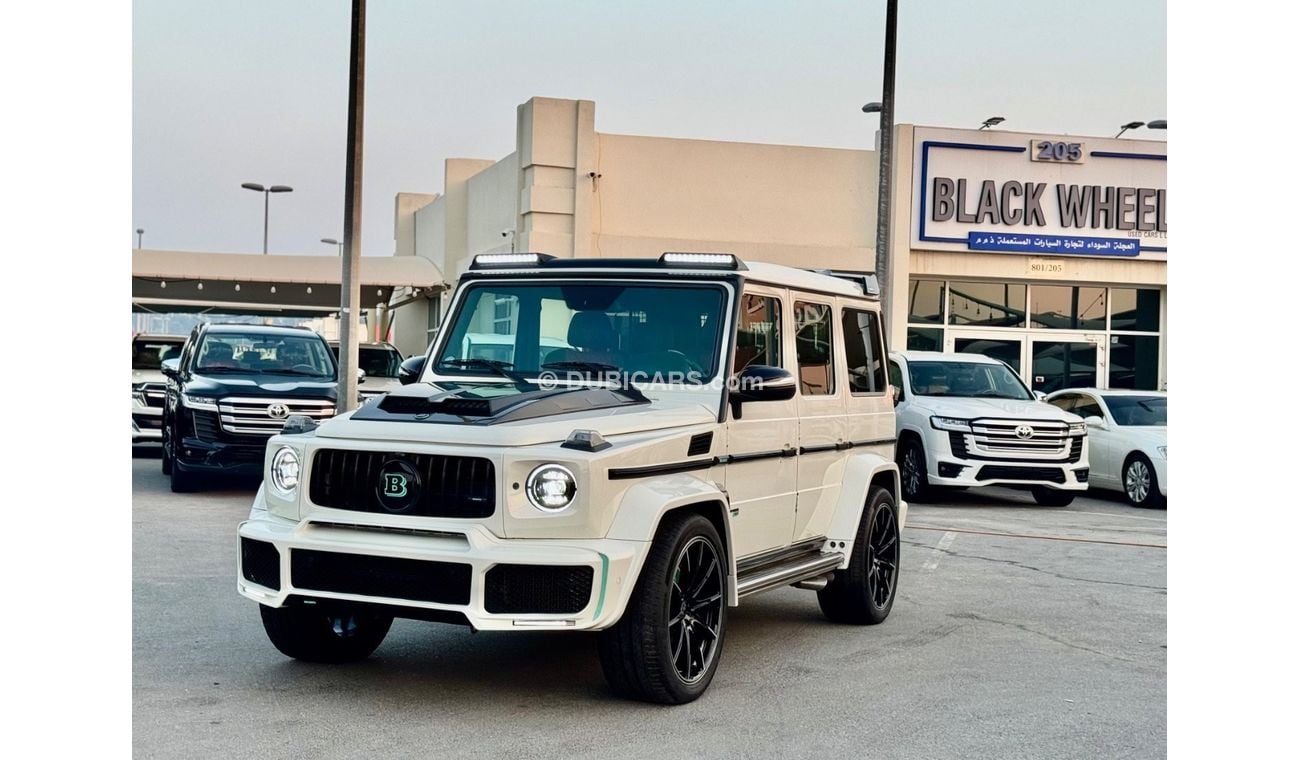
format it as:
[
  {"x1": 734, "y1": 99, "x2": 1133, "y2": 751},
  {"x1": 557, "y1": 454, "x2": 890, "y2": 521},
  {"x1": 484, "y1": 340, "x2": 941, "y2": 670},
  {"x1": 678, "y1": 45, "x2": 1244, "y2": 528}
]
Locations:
[{"x1": 805, "y1": 269, "x2": 880, "y2": 298}]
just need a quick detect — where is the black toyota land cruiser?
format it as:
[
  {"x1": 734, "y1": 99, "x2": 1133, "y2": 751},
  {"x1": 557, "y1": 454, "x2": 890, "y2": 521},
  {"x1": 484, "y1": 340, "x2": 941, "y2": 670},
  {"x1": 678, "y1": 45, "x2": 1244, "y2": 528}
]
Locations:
[{"x1": 160, "y1": 323, "x2": 338, "y2": 492}]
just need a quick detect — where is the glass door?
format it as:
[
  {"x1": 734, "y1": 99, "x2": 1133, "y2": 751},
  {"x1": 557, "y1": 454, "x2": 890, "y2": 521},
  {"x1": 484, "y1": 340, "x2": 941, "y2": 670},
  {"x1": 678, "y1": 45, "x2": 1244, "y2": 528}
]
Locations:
[
  {"x1": 1030, "y1": 334, "x2": 1102, "y2": 393},
  {"x1": 945, "y1": 330, "x2": 1026, "y2": 374}
]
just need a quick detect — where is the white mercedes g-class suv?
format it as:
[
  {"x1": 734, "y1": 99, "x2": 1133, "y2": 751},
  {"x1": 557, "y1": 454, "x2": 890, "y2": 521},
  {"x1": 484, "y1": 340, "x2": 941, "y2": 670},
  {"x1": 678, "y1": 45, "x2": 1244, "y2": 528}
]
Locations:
[
  {"x1": 890, "y1": 351, "x2": 1089, "y2": 507},
  {"x1": 238, "y1": 252, "x2": 903, "y2": 704}
]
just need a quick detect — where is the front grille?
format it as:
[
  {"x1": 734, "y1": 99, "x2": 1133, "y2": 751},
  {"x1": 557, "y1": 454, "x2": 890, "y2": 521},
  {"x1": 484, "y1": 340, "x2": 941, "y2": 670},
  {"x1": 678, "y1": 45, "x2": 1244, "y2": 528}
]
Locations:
[
  {"x1": 309, "y1": 449, "x2": 496, "y2": 518},
  {"x1": 241, "y1": 538, "x2": 281, "y2": 590},
  {"x1": 1068, "y1": 438, "x2": 1084, "y2": 464},
  {"x1": 954, "y1": 419, "x2": 1075, "y2": 461},
  {"x1": 290, "y1": 549, "x2": 472, "y2": 605},
  {"x1": 191, "y1": 410, "x2": 221, "y2": 441},
  {"x1": 217, "y1": 397, "x2": 335, "y2": 436},
  {"x1": 975, "y1": 465, "x2": 1066, "y2": 484},
  {"x1": 141, "y1": 383, "x2": 167, "y2": 408},
  {"x1": 484, "y1": 564, "x2": 595, "y2": 615},
  {"x1": 133, "y1": 415, "x2": 163, "y2": 430}
]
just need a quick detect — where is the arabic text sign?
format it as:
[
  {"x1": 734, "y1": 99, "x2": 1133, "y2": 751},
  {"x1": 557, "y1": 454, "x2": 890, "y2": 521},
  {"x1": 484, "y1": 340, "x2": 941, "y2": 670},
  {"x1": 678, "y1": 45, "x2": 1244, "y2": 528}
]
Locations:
[{"x1": 968, "y1": 232, "x2": 1140, "y2": 257}]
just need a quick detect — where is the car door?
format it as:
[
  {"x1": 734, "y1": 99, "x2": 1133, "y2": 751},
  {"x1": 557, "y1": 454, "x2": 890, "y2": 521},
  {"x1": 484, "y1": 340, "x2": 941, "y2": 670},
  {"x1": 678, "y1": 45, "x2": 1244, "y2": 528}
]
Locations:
[
  {"x1": 1071, "y1": 392, "x2": 1115, "y2": 486},
  {"x1": 724, "y1": 286, "x2": 798, "y2": 558},
  {"x1": 790, "y1": 296, "x2": 847, "y2": 542}
]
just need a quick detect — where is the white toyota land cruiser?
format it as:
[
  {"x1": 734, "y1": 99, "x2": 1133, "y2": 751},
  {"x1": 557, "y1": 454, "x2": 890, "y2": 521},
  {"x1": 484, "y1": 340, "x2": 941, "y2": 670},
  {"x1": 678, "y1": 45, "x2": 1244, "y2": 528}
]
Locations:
[
  {"x1": 889, "y1": 351, "x2": 1089, "y2": 507},
  {"x1": 238, "y1": 252, "x2": 903, "y2": 704}
]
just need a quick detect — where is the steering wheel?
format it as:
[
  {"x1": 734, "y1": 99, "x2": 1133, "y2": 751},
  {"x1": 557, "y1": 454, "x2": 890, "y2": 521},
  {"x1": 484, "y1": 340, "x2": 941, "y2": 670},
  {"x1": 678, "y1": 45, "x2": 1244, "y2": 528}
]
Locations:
[{"x1": 664, "y1": 350, "x2": 707, "y2": 377}]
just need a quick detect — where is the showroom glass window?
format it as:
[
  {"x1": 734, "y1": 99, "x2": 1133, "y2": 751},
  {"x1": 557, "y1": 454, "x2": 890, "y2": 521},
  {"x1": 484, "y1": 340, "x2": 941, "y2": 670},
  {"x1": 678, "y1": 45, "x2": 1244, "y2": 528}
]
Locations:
[{"x1": 948, "y1": 281, "x2": 1025, "y2": 327}]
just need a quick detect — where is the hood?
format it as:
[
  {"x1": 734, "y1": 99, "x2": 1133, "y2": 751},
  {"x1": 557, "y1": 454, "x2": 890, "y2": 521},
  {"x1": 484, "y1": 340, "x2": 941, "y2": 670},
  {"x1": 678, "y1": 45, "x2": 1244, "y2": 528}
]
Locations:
[
  {"x1": 185, "y1": 371, "x2": 339, "y2": 401},
  {"x1": 320, "y1": 382, "x2": 716, "y2": 447},
  {"x1": 132, "y1": 369, "x2": 166, "y2": 385},
  {"x1": 911, "y1": 395, "x2": 1079, "y2": 422}
]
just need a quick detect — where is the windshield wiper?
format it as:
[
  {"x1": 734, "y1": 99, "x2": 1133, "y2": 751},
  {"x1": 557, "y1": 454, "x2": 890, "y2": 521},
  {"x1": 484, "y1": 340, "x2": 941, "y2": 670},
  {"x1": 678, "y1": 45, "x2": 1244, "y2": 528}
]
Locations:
[
  {"x1": 261, "y1": 368, "x2": 329, "y2": 377},
  {"x1": 195, "y1": 367, "x2": 246, "y2": 374},
  {"x1": 437, "y1": 358, "x2": 532, "y2": 387}
]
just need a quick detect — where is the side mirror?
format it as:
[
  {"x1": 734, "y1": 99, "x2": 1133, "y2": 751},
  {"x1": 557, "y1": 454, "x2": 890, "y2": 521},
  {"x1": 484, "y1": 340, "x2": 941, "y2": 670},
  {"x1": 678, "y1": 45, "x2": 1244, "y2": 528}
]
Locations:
[
  {"x1": 730, "y1": 365, "x2": 796, "y2": 418},
  {"x1": 1084, "y1": 415, "x2": 1105, "y2": 429},
  {"x1": 160, "y1": 358, "x2": 180, "y2": 379},
  {"x1": 357, "y1": 368, "x2": 367, "y2": 384},
  {"x1": 1033, "y1": 390, "x2": 1048, "y2": 401},
  {"x1": 398, "y1": 355, "x2": 426, "y2": 385},
  {"x1": 891, "y1": 385, "x2": 902, "y2": 406}
]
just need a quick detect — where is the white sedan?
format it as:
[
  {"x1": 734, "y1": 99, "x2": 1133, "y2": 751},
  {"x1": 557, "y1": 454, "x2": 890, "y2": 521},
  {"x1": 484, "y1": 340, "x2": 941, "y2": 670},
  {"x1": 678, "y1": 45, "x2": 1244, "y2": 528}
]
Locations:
[{"x1": 1044, "y1": 389, "x2": 1167, "y2": 508}]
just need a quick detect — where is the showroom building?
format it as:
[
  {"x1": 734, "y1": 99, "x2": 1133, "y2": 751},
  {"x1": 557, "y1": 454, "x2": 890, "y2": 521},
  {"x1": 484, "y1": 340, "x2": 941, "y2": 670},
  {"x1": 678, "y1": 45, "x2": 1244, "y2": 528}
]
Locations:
[{"x1": 392, "y1": 97, "x2": 1165, "y2": 391}]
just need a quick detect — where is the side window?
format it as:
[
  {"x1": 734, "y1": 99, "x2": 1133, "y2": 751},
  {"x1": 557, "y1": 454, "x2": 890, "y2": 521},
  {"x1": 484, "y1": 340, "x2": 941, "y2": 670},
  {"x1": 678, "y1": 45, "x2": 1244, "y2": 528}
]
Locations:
[
  {"x1": 842, "y1": 308, "x2": 886, "y2": 394},
  {"x1": 794, "y1": 301, "x2": 834, "y2": 395},
  {"x1": 1047, "y1": 394, "x2": 1076, "y2": 412},
  {"x1": 888, "y1": 360, "x2": 905, "y2": 401},
  {"x1": 1073, "y1": 397, "x2": 1104, "y2": 419},
  {"x1": 733, "y1": 294, "x2": 783, "y2": 372}
]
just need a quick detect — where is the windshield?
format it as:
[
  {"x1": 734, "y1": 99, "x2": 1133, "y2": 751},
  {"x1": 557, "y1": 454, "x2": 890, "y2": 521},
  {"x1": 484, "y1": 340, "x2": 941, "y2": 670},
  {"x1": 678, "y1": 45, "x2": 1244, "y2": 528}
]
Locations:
[
  {"x1": 1103, "y1": 395, "x2": 1167, "y2": 426},
  {"x1": 195, "y1": 333, "x2": 335, "y2": 378},
  {"x1": 132, "y1": 339, "x2": 184, "y2": 370},
  {"x1": 435, "y1": 281, "x2": 728, "y2": 384},
  {"x1": 907, "y1": 360, "x2": 1032, "y2": 400},
  {"x1": 331, "y1": 345, "x2": 403, "y2": 378}
]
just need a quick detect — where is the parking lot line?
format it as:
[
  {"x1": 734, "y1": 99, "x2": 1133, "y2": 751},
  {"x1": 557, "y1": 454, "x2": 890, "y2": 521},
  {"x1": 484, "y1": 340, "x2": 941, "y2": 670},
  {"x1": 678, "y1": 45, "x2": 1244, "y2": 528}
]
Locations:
[
  {"x1": 921, "y1": 530, "x2": 958, "y2": 572},
  {"x1": 907, "y1": 524, "x2": 1166, "y2": 550}
]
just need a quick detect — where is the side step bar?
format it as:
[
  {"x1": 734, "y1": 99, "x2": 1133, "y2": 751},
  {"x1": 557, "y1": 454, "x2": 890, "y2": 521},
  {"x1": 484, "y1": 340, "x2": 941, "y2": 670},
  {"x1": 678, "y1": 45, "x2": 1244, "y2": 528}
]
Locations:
[{"x1": 736, "y1": 551, "x2": 844, "y2": 598}]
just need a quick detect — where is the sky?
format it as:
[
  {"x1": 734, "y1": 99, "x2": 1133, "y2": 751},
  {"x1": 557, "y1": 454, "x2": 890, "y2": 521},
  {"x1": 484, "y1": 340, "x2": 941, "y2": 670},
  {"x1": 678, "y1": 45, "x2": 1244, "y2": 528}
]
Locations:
[{"x1": 132, "y1": 0, "x2": 1167, "y2": 258}]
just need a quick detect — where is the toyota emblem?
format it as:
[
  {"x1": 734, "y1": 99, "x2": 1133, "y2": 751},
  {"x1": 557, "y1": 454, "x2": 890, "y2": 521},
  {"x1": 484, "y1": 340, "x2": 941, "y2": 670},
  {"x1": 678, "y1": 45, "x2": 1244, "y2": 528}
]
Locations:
[
  {"x1": 1014, "y1": 424, "x2": 1034, "y2": 439},
  {"x1": 267, "y1": 403, "x2": 290, "y2": 419}
]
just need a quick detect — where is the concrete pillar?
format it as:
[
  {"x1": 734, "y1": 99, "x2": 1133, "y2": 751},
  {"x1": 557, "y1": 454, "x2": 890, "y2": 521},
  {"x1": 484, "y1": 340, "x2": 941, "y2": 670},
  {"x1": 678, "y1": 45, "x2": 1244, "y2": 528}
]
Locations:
[{"x1": 514, "y1": 97, "x2": 596, "y2": 259}]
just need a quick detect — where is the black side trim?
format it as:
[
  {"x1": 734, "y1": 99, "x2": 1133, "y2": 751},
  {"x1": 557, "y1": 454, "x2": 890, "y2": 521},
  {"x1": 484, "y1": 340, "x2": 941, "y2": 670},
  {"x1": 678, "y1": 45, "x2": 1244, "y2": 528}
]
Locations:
[
  {"x1": 608, "y1": 459, "x2": 717, "y2": 480},
  {"x1": 799, "y1": 443, "x2": 839, "y2": 454},
  {"x1": 717, "y1": 449, "x2": 789, "y2": 465}
]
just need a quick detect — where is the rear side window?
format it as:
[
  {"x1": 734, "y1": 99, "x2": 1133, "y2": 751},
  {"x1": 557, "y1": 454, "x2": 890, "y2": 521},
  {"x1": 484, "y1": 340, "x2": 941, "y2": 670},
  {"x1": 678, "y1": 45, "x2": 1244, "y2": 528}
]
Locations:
[
  {"x1": 1072, "y1": 398, "x2": 1104, "y2": 419},
  {"x1": 734, "y1": 294, "x2": 783, "y2": 372},
  {"x1": 842, "y1": 308, "x2": 886, "y2": 394},
  {"x1": 794, "y1": 301, "x2": 834, "y2": 395},
  {"x1": 1047, "y1": 395, "x2": 1076, "y2": 412}
]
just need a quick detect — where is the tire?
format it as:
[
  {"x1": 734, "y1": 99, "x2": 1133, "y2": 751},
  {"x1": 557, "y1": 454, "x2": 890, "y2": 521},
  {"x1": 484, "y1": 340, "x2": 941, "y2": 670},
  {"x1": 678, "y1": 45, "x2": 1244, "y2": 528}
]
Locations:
[
  {"x1": 1031, "y1": 486, "x2": 1075, "y2": 507},
  {"x1": 259, "y1": 604, "x2": 393, "y2": 663},
  {"x1": 1123, "y1": 453, "x2": 1166, "y2": 509},
  {"x1": 818, "y1": 486, "x2": 900, "y2": 625},
  {"x1": 897, "y1": 437, "x2": 932, "y2": 503},
  {"x1": 169, "y1": 459, "x2": 201, "y2": 493},
  {"x1": 598, "y1": 513, "x2": 727, "y2": 704}
]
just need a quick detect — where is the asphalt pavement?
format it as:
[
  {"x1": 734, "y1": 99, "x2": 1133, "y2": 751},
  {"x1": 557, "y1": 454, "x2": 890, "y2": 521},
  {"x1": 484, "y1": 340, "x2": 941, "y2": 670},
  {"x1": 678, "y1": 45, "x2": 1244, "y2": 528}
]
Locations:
[{"x1": 132, "y1": 449, "x2": 1166, "y2": 759}]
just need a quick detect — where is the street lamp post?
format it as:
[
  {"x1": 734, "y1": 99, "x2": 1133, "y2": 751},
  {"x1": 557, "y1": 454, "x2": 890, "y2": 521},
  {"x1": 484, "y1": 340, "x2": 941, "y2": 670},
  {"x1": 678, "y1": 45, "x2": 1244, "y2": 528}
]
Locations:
[
  {"x1": 1115, "y1": 121, "x2": 1146, "y2": 138},
  {"x1": 135, "y1": 228, "x2": 144, "y2": 248},
  {"x1": 872, "y1": 0, "x2": 898, "y2": 322},
  {"x1": 321, "y1": 237, "x2": 343, "y2": 255},
  {"x1": 241, "y1": 182, "x2": 294, "y2": 254}
]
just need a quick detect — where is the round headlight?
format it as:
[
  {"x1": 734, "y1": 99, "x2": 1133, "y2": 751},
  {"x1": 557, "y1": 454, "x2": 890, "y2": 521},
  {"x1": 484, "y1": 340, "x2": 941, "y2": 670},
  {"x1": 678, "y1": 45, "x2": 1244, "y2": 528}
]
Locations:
[
  {"x1": 270, "y1": 446, "x2": 301, "y2": 494},
  {"x1": 526, "y1": 464, "x2": 577, "y2": 512}
]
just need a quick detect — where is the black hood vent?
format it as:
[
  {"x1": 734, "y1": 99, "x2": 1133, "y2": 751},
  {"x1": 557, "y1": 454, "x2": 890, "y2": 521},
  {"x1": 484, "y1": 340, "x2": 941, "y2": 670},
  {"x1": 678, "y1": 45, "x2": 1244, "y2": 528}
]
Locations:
[
  {"x1": 357, "y1": 383, "x2": 649, "y2": 426},
  {"x1": 688, "y1": 432, "x2": 714, "y2": 456}
]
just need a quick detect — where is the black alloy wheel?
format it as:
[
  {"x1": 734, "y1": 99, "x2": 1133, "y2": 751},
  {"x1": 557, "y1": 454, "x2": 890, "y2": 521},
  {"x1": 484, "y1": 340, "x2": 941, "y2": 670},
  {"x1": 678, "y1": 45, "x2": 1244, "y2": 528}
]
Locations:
[{"x1": 668, "y1": 535, "x2": 725, "y2": 684}]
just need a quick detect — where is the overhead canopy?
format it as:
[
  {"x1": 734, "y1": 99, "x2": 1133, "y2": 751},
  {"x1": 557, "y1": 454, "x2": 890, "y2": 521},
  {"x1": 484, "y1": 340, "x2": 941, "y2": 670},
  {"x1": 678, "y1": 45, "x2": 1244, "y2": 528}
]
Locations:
[{"x1": 132, "y1": 249, "x2": 444, "y2": 316}]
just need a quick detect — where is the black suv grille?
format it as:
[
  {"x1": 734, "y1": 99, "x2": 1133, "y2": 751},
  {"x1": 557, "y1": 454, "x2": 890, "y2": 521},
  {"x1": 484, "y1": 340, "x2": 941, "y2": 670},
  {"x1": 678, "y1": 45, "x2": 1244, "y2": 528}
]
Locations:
[
  {"x1": 484, "y1": 565, "x2": 595, "y2": 615},
  {"x1": 309, "y1": 449, "x2": 495, "y2": 518},
  {"x1": 291, "y1": 549, "x2": 472, "y2": 605}
]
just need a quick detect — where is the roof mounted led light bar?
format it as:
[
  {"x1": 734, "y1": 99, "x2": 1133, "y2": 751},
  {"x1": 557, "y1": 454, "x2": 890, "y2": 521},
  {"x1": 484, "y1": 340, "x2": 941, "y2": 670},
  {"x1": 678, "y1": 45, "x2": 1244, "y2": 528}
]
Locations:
[
  {"x1": 658, "y1": 252, "x2": 745, "y2": 270},
  {"x1": 471, "y1": 253, "x2": 557, "y2": 269}
]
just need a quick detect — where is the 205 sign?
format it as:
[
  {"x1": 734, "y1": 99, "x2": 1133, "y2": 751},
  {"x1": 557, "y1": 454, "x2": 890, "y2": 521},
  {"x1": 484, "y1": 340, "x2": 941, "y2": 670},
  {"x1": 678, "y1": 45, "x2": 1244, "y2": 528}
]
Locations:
[{"x1": 1029, "y1": 140, "x2": 1086, "y2": 164}]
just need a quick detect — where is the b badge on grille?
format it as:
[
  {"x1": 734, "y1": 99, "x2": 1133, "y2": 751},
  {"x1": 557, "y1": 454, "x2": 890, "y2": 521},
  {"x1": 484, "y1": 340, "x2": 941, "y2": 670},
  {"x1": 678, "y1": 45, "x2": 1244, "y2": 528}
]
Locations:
[{"x1": 376, "y1": 458, "x2": 422, "y2": 513}]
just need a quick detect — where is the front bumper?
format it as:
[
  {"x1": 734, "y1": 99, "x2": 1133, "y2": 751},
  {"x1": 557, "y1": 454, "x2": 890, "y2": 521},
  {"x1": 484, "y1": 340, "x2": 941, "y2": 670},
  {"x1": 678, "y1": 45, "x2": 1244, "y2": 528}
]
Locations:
[
  {"x1": 237, "y1": 491, "x2": 645, "y2": 632},
  {"x1": 927, "y1": 431, "x2": 1089, "y2": 491},
  {"x1": 175, "y1": 435, "x2": 267, "y2": 474},
  {"x1": 131, "y1": 402, "x2": 163, "y2": 443}
]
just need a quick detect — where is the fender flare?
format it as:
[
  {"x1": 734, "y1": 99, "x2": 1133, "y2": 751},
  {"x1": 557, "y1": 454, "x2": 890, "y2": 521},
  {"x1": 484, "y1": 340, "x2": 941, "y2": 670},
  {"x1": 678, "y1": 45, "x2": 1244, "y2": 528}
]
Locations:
[
  {"x1": 824, "y1": 452, "x2": 904, "y2": 568},
  {"x1": 605, "y1": 473, "x2": 737, "y2": 604}
]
